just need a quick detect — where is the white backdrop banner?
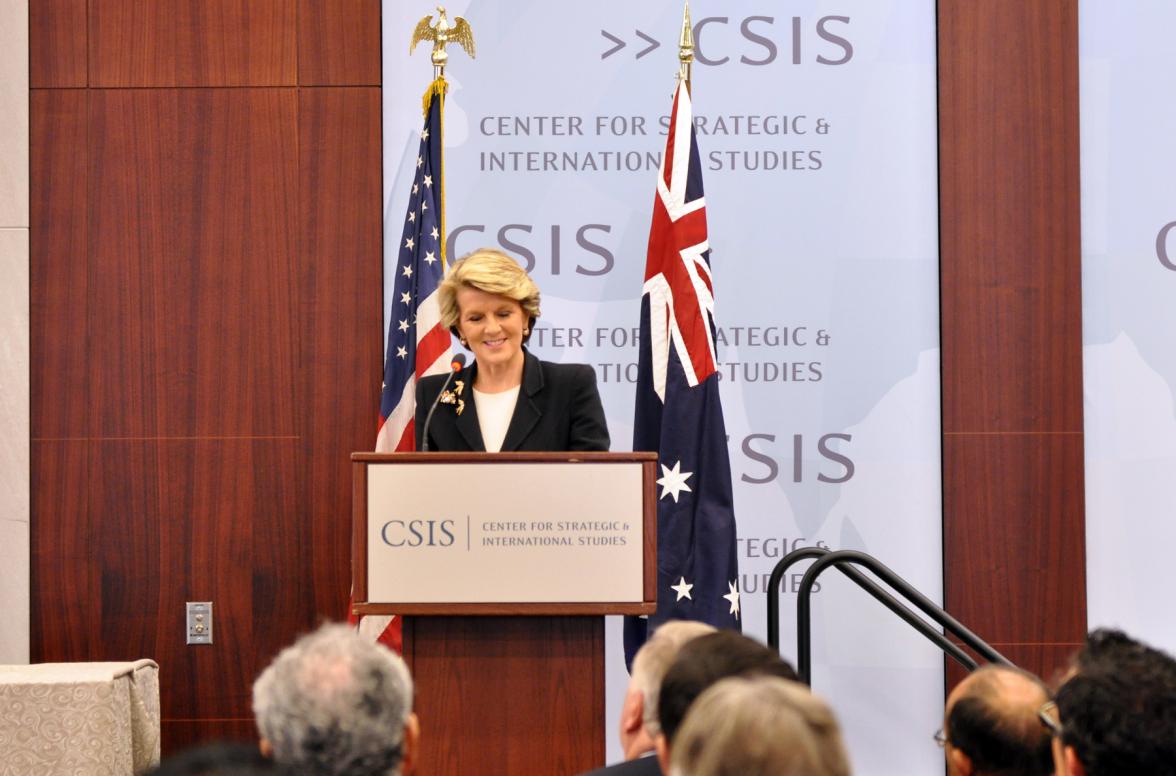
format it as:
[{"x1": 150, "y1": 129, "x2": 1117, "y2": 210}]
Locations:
[
  {"x1": 382, "y1": 2, "x2": 942, "y2": 773},
  {"x1": 1080, "y1": 1, "x2": 1176, "y2": 653}
]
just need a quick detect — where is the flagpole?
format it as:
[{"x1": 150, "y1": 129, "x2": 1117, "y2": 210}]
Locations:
[
  {"x1": 679, "y1": 0, "x2": 694, "y2": 93},
  {"x1": 409, "y1": 6, "x2": 477, "y2": 268},
  {"x1": 436, "y1": 80, "x2": 447, "y2": 269}
]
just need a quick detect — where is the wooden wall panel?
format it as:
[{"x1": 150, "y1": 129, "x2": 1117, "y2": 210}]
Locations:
[
  {"x1": 89, "y1": 0, "x2": 296, "y2": 87},
  {"x1": 31, "y1": 0, "x2": 383, "y2": 755},
  {"x1": 31, "y1": 441, "x2": 160, "y2": 662},
  {"x1": 31, "y1": 80, "x2": 320, "y2": 742},
  {"x1": 943, "y1": 435, "x2": 1086, "y2": 642},
  {"x1": 155, "y1": 440, "x2": 303, "y2": 721},
  {"x1": 30, "y1": 90, "x2": 88, "y2": 436},
  {"x1": 298, "y1": 88, "x2": 383, "y2": 618},
  {"x1": 31, "y1": 391, "x2": 319, "y2": 731},
  {"x1": 162, "y1": 720, "x2": 258, "y2": 755},
  {"x1": 29, "y1": 0, "x2": 87, "y2": 87},
  {"x1": 939, "y1": 0, "x2": 1086, "y2": 685},
  {"x1": 939, "y1": 0, "x2": 1083, "y2": 433},
  {"x1": 298, "y1": 0, "x2": 382, "y2": 85},
  {"x1": 34, "y1": 89, "x2": 299, "y2": 440}
]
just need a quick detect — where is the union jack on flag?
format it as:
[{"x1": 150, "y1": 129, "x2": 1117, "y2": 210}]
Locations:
[
  {"x1": 625, "y1": 80, "x2": 741, "y2": 666},
  {"x1": 359, "y1": 83, "x2": 453, "y2": 652}
]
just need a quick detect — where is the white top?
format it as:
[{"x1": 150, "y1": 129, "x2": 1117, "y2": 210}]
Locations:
[{"x1": 472, "y1": 385, "x2": 521, "y2": 453}]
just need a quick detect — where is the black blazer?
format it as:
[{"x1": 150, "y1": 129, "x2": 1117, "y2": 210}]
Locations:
[{"x1": 415, "y1": 349, "x2": 610, "y2": 452}]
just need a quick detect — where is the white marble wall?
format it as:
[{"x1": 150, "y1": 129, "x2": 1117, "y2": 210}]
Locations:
[{"x1": 0, "y1": 0, "x2": 30, "y2": 664}]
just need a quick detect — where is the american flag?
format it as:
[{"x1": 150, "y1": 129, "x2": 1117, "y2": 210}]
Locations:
[
  {"x1": 360, "y1": 82, "x2": 453, "y2": 652},
  {"x1": 624, "y1": 80, "x2": 741, "y2": 665}
]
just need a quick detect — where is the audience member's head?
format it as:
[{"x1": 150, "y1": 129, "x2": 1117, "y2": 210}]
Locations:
[
  {"x1": 252, "y1": 623, "x2": 419, "y2": 776},
  {"x1": 669, "y1": 676, "x2": 851, "y2": 776},
  {"x1": 620, "y1": 620, "x2": 716, "y2": 759},
  {"x1": 1052, "y1": 628, "x2": 1176, "y2": 776},
  {"x1": 941, "y1": 665, "x2": 1052, "y2": 776},
  {"x1": 655, "y1": 631, "x2": 799, "y2": 772},
  {"x1": 147, "y1": 742, "x2": 288, "y2": 775}
]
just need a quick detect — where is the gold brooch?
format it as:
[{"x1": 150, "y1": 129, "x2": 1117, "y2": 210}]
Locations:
[{"x1": 439, "y1": 380, "x2": 465, "y2": 414}]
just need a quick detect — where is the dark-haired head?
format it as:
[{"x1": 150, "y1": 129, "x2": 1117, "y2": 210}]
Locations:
[
  {"x1": 1054, "y1": 628, "x2": 1176, "y2": 776},
  {"x1": 656, "y1": 630, "x2": 799, "y2": 746}
]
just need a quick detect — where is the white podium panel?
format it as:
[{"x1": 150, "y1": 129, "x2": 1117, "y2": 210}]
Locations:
[{"x1": 353, "y1": 453, "x2": 656, "y2": 614}]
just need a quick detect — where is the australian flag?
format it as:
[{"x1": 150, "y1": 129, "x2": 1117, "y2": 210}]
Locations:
[{"x1": 624, "y1": 80, "x2": 741, "y2": 666}]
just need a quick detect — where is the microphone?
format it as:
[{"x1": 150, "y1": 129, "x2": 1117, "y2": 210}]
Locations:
[{"x1": 420, "y1": 353, "x2": 467, "y2": 452}]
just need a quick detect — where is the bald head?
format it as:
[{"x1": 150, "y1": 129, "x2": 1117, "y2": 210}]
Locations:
[{"x1": 944, "y1": 665, "x2": 1052, "y2": 776}]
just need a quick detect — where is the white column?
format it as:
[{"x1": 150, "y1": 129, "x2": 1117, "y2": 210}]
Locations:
[{"x1": 0, "y1": 0, "x2": 30, "y2": 664}]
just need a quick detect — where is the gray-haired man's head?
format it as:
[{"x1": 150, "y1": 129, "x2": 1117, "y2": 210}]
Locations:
[
  {"x1": 620, "y1": 620, "x2": 715, "y2": 759},
  {"x1": 252, "y1": 623, "x2": 419, "y2": 776}
]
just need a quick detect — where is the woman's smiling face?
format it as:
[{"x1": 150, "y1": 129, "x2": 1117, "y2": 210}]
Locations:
[{"x1": 455, "y1": 286, "x2": 527, "y2": 373}]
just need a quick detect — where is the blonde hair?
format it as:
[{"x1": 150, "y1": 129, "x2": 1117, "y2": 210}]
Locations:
[
  {"x1": 438, "y1": 249, "x2": 541, "y2": 338},
  {"x1": 670, "y1": 677, "x2": 851, "y2": 776}
]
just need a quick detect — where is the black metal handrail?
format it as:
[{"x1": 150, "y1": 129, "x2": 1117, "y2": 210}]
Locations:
[
  {"x1": 768, "y1": 547, "x2": 1012, "y2": 684},
  {"x1": 766, "y1": 547, "x2": 977, "y2": 673}
]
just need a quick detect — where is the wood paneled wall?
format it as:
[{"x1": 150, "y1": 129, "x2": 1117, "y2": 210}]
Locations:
[
  {"x1": 938, "y1": 0, "x2": 1087, "y2": 683},
  {"x1": 30, "y1": 0, "x2": 383, "y2": 752}
]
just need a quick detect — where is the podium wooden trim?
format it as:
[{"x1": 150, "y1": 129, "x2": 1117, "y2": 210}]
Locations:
[{"x1": 350, "y1": 451, "x2": 658, "y2": 775}]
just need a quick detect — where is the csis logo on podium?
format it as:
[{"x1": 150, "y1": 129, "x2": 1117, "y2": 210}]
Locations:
[{"x1": 380, "y1": 519, "x2": 460, "y2": 548}]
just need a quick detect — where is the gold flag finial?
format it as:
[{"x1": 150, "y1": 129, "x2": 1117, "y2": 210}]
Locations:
[
  {"x1": 678, "y1": 0, "x2": 694, "y2": 89},
  {"x1": 409, "y1": 6, "x2": 476, "y2": 80}
]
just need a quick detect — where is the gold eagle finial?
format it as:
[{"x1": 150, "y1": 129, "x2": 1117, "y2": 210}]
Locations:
[{"x1": 409, "y1": 6, "x2": 476, "y2": 77}]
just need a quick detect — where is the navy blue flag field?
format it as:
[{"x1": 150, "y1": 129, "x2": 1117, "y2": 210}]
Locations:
[{"x1": 624, "y1": 81, "x2": 741, "y2": 667}]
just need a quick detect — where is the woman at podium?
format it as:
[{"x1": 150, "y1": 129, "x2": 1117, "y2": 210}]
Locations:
[{"x1": 415, "y1": 248, "x2": 611, "y2": 452}]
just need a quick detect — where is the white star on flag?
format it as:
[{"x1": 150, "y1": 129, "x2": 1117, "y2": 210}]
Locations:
[
  {"x1": 421, "y1": 128, "x2": 429, "y2": 140},
  {"x1": 398, "y1": 319, "x2": 409, "y2": 332},
  {"x1": 670, "y1": 577, "x2": 694, "y2": 601},
  {"x1": 408, "y1": 211, "x2": 416, "y2": 223},
  {"x1": 423, "y1": 175, "x2": 433, "y2": 187},
  {"x1": 396, "y1": 346, "x2": 407, "y2": 359},
  {"x1": 416, "y1": 156, "x2": 423, "y2": 168},
  {"x1": 412, "y1": 184, "x2": 419, "y2": 194},
  {"x1": 657, "y1": 460, "x2": 693, "y2": 503},
  {"x1": 431, "y1": 226, "x2": 439, "y2": 239},
  {"x1": 402, "y1": 265, "x2": 413, "y2": 277},
  {"x1": 723, "y1": 580, "x2": 740, "y2": 619},
  {"x1": 405, "y1": 237, "x2": 415, "y2": 250},
  {"x1": 400, "y1": 292, "x2": 411, "y2": 304},
  {"x1": 424, "y1": 251, "x2": 437, "y2": 265}
]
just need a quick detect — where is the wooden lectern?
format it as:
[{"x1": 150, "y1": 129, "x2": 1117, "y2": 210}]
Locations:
[{"x1": 351, "y1": 452, "x2": 657, "y2": 775}]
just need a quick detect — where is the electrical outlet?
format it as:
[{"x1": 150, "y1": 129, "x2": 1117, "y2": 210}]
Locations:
[{"x1": 186, "y1": 601, "x2": 213, "y2": 645}]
